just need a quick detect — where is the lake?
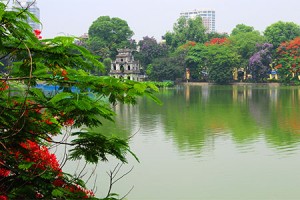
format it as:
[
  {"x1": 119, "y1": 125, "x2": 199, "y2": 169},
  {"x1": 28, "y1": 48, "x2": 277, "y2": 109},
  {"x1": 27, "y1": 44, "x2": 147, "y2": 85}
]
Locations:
[{"x1": 66, "y1": 84, "x2": 300, "y2": 200}]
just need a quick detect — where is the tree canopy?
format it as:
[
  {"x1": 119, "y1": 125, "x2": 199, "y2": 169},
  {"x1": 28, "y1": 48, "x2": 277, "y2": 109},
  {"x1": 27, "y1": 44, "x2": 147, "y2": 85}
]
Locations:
[
  {"x1": 231, "y1": 24, "x2": 255, "y2": 36},
  {"x1": 264, "y1": 21, "x2": 300, "y2": 48},
  {"x1": 134, "y1": 36, "x2": 168, "y2": 68},
  {"x1": 248, "y1": 43, "x2": 274, "y2": 82},
  {"x1": 275, "y1": 37, "x2": 300, "y2": 84},
  {"x1": 164, "y1": 16, "x2": 207, "y2": 49},
  {"x1": 187, "y1": 42, "x2": 240, "y2": 84},
  {"x1": 229, "y1": 30, "x2": 266, "y2": 67},
  {"x1": 87, "y1": 16, "x2": 135, "y2": 59}
]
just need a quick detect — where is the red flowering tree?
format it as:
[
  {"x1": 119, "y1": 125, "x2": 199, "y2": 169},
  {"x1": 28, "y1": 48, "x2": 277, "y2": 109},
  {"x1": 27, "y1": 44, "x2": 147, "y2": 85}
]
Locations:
[
  {"x1": 205, "y1": 37, "x2": 229, "y2": 46},
  {"x1": 0, "y1": 2, "x2": 159, "y2": 199},
  {"x1": 276, "y1": 37, "x2": 300, "y2": 84}
]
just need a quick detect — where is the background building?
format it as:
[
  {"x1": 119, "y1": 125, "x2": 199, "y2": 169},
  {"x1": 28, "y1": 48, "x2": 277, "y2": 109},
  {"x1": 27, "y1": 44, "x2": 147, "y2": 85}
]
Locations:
[
  {"x1": 5, "y1": 0, "x2": 41, "y2": 30},
  {"x1": 180, "y1": 9, "x2": 215, "y2": 33}
]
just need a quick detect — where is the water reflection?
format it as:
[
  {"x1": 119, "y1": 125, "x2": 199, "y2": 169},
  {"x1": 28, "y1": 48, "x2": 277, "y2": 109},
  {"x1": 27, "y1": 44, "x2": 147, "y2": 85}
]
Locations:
[
  {"x1": 87, "y1": 85, "x2": 300, "y2": 199},
  {"x1": 98, "y1": 84, "x2": 300, "y2": 157}
]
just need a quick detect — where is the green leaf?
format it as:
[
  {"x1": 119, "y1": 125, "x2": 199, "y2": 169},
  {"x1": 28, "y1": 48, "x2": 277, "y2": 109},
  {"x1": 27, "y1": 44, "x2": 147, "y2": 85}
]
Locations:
[
  {"x1": 28, "y1": 88, "x2": 46, "y2": 100},
  {"x1": 133, "y1": 83, "x2": 147, "y2": 93},
  {"x1": 52, "y1": 188, "x2": 64, "y2": 197},
  {"x1": 18, "y1": 162, "x2": 34, "y2": 170},
  {"x1": 50, "y1": 92, "x2": 73, "y2": 104}
]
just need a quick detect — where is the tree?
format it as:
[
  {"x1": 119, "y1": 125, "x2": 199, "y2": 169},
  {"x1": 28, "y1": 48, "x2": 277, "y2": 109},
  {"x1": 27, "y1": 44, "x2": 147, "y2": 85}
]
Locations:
[
  {"x1": 275, "y1": 37, "x2": 300, "y2": 84},
  {"x1": 187, "y1": 43, "x2": 240, "y2": 84},
  {"x1": 264, "y1": 21, "x2": 300, "y2": 49},
  {"x1": 205, "y1": 37, "x2": 229, "y2": 45},
  {"x1": 103, "y1": 57, "x2": 112, "y2": 75},
  {"x1": 248, "y1": 43, "x2": 274, "y2": 82},
  {"x1": 147, "y1": 56, "x2": 184, "y2": 81},
  {"x1": 206, "y1": 32, "x2": 229, "y2": 41},
  {"x1": 229, "y1": 30, "x2": 266, "y2": 67},
  {"x1": 231, "y1": 24, "x2": 255, "y2": 36},
  {"x1": 87, "y1": 16, "x2": 134, "y2": 59},
  {"x1": 164, "y1": 16, "x2": 207, "y2": 49},
  {"x1": 0, "y1": 2, "x2": 159, "y2": 199},
  {"x1": 134, "y1": 36, "x2": 168, "y2": 68}
]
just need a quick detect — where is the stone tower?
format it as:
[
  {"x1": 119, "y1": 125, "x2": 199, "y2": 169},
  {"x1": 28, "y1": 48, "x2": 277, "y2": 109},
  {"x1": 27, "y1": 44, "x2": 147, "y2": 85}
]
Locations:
[{"x1": 110, "y1": 48, "x2": 144, "y2": 81}]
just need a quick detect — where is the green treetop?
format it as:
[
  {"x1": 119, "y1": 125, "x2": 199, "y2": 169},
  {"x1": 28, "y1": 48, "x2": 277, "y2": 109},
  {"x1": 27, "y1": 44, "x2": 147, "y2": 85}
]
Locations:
[
  {"x1": 264, "y1": 21, "x2": 300, "y2": 49},
  {"x1": 87, "y1": 16, "x2": 135, "y2": 59}
]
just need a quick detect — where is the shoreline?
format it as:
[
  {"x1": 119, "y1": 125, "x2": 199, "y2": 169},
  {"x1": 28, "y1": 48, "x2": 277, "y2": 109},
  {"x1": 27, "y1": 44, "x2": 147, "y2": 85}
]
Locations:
[{"x1": 178, "y1": 82, "x2": 282, "y2": 86}]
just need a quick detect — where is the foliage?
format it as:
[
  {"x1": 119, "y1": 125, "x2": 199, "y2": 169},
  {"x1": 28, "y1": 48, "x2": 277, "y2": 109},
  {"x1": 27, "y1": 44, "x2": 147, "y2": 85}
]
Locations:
[
  {"x1": 87, "y1": 16, "x2": 134, "y2": 59},
  {"x1": 103, "y1": 57, "x2": 112, "y2": 75},
  {"x1": 164, "y1": 16, "x2": 207, "y2": 49},
  {"x1": 231, "y1": 24, "x2": 255, "y2": 36},
  {"x1": 229, "y1": 30, "x2": 266, "y2": 67},
  {"x1": 187, "y1": 43, "x2": 240, "y2": 84},
  {"x1": 248, "y1": 43, "x2": 274, "y2": 82},
  {"x1": 264, "y1": 21, "x2": 300, "y2": 49},
  {"x1": 275, "y1": 37, "x2": 300, "y2": 84},
  {"x1": 175, "y1": 41, "x2": 199, "y2": 81},
  {"x1": 146, "y1": 81, "x2": 175, "y2": 88},
  {"x1": 0, "y1": 2, "x2": 159, "y2": 199},
  {"x1": 134, "y1": 36, "x2": 168, "y2": 68},
  {"x1": 147, "y1": 56, "x2": 184, "y2": 81},
  {"x1": 205, "y1": 37, "x2": 229, "y2": 45},
  {"x1": 206, "y1": 32, "x2": 229, "y2": 41}
]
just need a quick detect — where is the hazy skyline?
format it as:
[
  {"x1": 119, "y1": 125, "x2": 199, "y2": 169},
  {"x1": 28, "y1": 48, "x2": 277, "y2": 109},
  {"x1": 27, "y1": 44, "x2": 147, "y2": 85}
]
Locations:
[{"x1": 37, "y1": 0, "x2": 300, "y2": 41}]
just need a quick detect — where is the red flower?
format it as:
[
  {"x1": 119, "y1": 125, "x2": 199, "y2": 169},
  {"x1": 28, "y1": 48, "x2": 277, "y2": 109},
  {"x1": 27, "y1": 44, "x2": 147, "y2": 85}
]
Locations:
[
  {"x1": 61, "y1": 69, "x2": 68, "y2": 77},
  {"x1": 205, "y1": 37, "x2": 228, "y2": 46},
  {"x1": 0, "y1": 81, "x2": 9, "y2": 91},
  {"x1": 0, "y1": 168, "x2": 10, "y2": 177},
  {"x1": 53, "y1": 179, "x2": 65, "y2": 187},
  {"x1": 0, "y1": 195, "x2": 8, "y2": 200},
  {"x1": 44, "y1": 118, "x2": 53, "y2": 125},
  {"x1": 64, "y1": 118, "x2": 74, "y2": 126},
  {"x1": 19, "y1": 140, "x2": 61, "y2": 172},
  {"x1": 34, "y1": 29, "x2": 42, "y2": 39}
]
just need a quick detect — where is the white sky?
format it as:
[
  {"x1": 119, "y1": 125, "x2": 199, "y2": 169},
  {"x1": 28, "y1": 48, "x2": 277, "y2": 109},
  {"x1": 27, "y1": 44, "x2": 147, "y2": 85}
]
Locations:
[{"x1": 38, "y1": 0, "x2": 300, "y2": 41}]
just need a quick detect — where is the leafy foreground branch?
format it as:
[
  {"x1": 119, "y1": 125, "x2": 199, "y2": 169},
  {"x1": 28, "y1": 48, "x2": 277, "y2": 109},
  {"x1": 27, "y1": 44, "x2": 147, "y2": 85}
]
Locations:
[{"x1": 0, "y1": 2, "x2": 160, "y2": 199}]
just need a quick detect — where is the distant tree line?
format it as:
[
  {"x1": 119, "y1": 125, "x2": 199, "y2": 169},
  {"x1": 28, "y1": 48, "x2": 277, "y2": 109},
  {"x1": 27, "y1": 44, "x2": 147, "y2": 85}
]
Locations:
[{"x1": 83, "y1": 15, "x2": 300, "y2": 85}]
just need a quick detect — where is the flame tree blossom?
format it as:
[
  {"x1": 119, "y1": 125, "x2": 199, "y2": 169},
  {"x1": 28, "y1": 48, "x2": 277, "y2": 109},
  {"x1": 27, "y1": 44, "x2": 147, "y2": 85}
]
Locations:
[
  {"x1": 275, "y1": 37, "x2": 300, "y2": 84},
  {"x1": 205, "y1": 38, "x2": 229, "y2": 46}
]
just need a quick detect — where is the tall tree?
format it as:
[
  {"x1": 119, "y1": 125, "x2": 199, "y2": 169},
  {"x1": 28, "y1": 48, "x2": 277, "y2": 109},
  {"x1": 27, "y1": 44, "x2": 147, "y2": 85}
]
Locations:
[
  {"x1": 165, "y1": 16, "x2": 207, "y2": 49},
  {"x1": 264, "y1": 21, "x2": 300, "y2": 49},
  {"x1": 229, "y1": 30, "x2": 266, "y2": 67},
  {"x1": 275, "y1": 37, "x2": 300, "y2": 84},
  {"x1": 187, "y1": 42, "x2": 240, "y2": 84},
  {"x1": 87, "y1": 16, "x2": 134, "y2": 59},
  {"x1": 135, "y1": 36, "x2": 168, "y2": 68},
  {"x1": 147, "y1": 56, "x2": 184, "y2": 81}
]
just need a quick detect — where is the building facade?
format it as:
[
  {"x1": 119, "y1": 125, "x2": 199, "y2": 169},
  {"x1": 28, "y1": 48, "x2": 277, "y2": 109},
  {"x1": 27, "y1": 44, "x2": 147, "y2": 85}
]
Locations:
[
  {"x1": 4, "y1": 0, "x2": 41, "y2": 30},
  {"x1": 110, "y1": 49, "x2": 145, "y2": 81},
  {"x1": 180, "y1": 9, "x2": 215, "y2": 33}
]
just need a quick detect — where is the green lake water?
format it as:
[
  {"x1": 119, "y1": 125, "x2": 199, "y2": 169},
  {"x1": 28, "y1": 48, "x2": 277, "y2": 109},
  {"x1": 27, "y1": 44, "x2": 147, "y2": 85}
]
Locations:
[{"x1": 68, "y1": 84, "x2": 300, "y2": 200}]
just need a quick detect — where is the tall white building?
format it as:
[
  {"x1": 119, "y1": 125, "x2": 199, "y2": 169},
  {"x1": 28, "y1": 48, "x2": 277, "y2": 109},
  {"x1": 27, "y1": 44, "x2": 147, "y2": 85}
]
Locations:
[
  {"x1": 2, "y1": 0, "x2": 41, "y2": 30},
  {"x1": 180, "y1": 9, "x2": 216, "y2": 33}
]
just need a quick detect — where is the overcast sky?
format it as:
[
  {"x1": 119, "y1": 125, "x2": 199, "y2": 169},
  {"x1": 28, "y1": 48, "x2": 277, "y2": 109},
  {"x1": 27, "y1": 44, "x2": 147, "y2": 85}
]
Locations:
[{"x1": 37, "y1": 0, "x2": 300, "y2": 41}]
